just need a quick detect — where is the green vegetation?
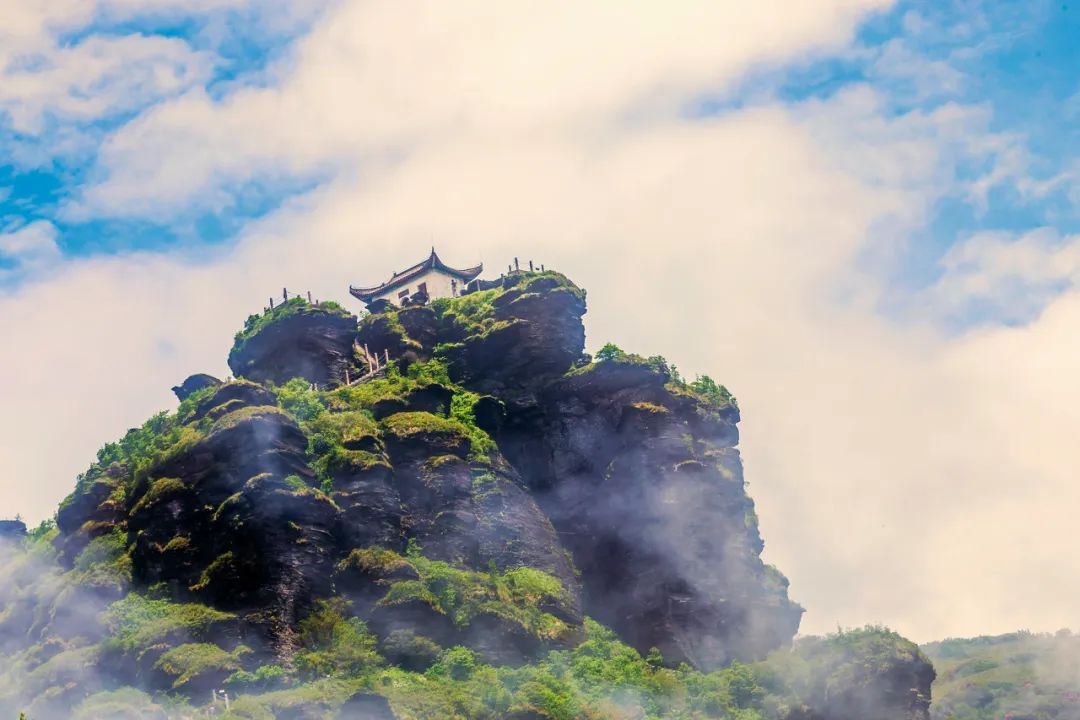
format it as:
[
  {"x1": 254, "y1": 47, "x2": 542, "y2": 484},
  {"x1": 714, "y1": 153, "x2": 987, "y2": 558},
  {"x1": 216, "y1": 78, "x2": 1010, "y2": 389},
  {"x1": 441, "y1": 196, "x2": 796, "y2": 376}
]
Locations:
[
  {"x1": 924, "y1": 630, "x2": 1080, "y2": 720},
  {"x1": 190, "y1": 551, "x2": 238, "y2": 592},
  {"x1": 72, "y1": 688, "x2": 182, "y2": 719},
  {"x1": 155, "y1": 642, "x2": 250, "y2": 689},
  {"x1": 232, "y1": 296, "x2": 352, "y2": 355},
  {"x1": 1, "y1": 515, "x2": 930, "y2": 720},
  {"x1": 71, "y1": 526, "x2": 132, "y2": 586},
  {"x1": 431, "y1": 270, "x2": 584, "y2": 345},
  {"x1": 102, "y1": 594, "x2": 234, "y2": 658},
  {"x1": 208, "y1": 617, "x2": 787, "y2": 720},
  {"x1": 226, "y1": 664, "x2": 287, "y2": 691},
  {"x1": 506, "y1": 270, "x2": 587, "y2": 307},
  {"x1": 131, "y1": 477, "x2": 186, "y2": 515},
  {"x1": 208, "y1": 405, "x2": 288, "y2": 436},
  {"x1": 273, "y1": 377, "x2": 328, "y2": 422},
  {"x1": 26, "y1": 518, "x2": 57, "y2": 544},
  {"x1": 586, "y1": 343, "x2": 738, "y2": 412},
  {"x1": 342, "y1": 543, "x2": 572, "y2": 642},
  {"x1": 293, "y1": 599, "x2": 382, "y2": 679},
  {"x1": 319, "y1": 360, "x2": 497, "y2": 463},
  {"x1": 686, "y1": 375, "x2": 738, "y2": 412},
  {"x1": 769, "y1": 624, "x2": 927, "y2": 685},
  {"x1": 435, "y1": 287, "x2": 503, "y2": 338},
  {"x1": 328, "y1": 357, "x2": 446, "y2": 410},
  {"x1": 631, "y1": 401, "x2": 669, "y2": 415},
  {"x1": 381, "y1": 410, "x2": 476, "y2": 456},
  {"x1": 3, "y1": 280, "x2": 950, "y2": 720},
  {"x1": 62, "y1": 409, "x2": 207, "y2": 521}
]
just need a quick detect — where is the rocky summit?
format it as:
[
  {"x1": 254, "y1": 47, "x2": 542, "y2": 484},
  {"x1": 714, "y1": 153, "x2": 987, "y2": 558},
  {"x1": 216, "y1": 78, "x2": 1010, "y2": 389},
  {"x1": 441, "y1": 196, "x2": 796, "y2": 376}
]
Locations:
[{"x1": 0, "y1": 270, "x2": 934, "y2": 719}]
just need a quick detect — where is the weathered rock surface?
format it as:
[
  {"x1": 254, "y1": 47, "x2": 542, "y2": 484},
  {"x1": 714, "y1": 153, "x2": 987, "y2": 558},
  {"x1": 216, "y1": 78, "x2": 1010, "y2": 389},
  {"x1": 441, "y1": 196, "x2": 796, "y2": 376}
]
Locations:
[
  {"x1": 55, "y1": 462, "x2": 128, "y2": 564},
  {"x1": 126, "y1": 398, "x2": 339, "y2": 647},
  {"x1": 229, "y1": 302, "x2": 361, "y2": 387},
  {"x1": 171, "y1": 373, "x2": 222, "y2": 401},
  {"x1": 441, "y1": 275, "x2": 588, "y2": 410},
  {"x1": 512, "y1": 361, "x2": 799, "y2": 668}
]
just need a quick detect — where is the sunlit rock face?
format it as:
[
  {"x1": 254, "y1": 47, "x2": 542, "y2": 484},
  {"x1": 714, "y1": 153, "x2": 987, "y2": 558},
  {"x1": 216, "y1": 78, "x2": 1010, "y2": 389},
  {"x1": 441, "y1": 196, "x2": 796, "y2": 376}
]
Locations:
[
  {"x1": 9, "y1": 268, "x2": 934, "y2": 718},
  {"x1": 228, "y1": 299, "x2": 363, "y2": 388}
]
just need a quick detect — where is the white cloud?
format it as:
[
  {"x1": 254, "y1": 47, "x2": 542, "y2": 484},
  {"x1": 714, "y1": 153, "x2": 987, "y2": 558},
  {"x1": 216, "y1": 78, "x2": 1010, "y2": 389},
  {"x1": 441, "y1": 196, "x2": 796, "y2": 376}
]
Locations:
[
  {"x1": 3, "y1": 0, "x2": 1079, "y2": 646},
  {"x1": 0, "y1": 35, "x2": 212, "y2": 134},
  {"x1": 924, "y1": 228, "x2": 1080, "y2": 324},
  {"x1": 72, "y1": 0, "x2": 892, "y2": 217},
  {"x1": 0, "y1": 221, "x2": 62, "y2": 279},
  {"x1": 867, "y1": 37, "x2": 965, "y2": 101},
  {"x1": 0, "y1": 0, "x2": 324, "y2": 168}
]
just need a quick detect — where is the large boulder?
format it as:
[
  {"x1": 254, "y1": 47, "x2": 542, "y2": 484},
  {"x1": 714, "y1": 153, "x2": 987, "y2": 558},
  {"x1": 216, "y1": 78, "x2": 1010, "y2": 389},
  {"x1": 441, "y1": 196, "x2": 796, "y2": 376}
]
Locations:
[
  {"x1": 441, "y1": 274, "x2": 588, "y2": 410},
  {"x1": 0, "y1": 519, "x2": 27, "y2": 540},
  {"x1": 171, "y1": 373, "x2": 222, "y2": 401},
  {"x1": 228, "y1": 300, "x2": 360, "y2": 388},
  {"x1": 335, "y1": 691, "x2": 396, "y2": 720},
  {"x1": 775, "y1": 629, "x2": 936, "y2": 720},
  {"x1": 126, "y1": 403, "x2": 338, "y2": 643}
]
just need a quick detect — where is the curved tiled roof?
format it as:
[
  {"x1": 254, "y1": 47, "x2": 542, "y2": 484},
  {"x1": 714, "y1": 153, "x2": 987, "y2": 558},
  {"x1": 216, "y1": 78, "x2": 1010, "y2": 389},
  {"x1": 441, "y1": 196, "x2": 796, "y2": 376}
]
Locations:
[{"x1": 350, "y1": 248, "x2": 482, "y2": 302}]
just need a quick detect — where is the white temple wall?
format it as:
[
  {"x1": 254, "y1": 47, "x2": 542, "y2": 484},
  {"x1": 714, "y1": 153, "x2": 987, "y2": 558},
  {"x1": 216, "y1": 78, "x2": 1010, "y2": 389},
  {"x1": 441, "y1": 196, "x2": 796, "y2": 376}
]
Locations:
[{"x1": 373, "y1": 268, "x2": 462, "y2": 306}]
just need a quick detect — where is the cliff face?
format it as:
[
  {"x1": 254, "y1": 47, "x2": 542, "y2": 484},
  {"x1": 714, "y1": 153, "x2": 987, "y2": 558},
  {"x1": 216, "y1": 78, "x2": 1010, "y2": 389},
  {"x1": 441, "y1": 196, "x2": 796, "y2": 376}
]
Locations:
[
  {"x1": 0, "y1": 270, "x2": 933, "y2": 719},
  {"x1": 350, "y1": 272, "x2": 799, "y2": 668}
]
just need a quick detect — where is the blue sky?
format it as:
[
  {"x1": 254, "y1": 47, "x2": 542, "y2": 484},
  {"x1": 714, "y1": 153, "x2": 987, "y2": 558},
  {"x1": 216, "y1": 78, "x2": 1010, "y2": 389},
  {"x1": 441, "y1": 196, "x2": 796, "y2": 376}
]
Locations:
[
  {"x1": 3, "y1": 0, "x2": 1078, "y2": 307},
  {"x1": 0, "y1": 2, "x2": 328, "y2": 257},
  {"x1": 3, "y1": 0, "x2": 1080, "y2": 641},
  {"x1": 695, "y1": 0, "x2": 1080, "y2": 323}
]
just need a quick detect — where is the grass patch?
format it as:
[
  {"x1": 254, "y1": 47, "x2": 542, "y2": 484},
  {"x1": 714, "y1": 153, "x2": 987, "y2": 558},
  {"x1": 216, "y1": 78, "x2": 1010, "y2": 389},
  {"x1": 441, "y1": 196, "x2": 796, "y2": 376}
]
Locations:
[
  {"x1": 294, "y1": 598, "x2": 382, "y2": 679},
  {"x1": 131, "y1": 477, "x2": 186, "y2": 515},
  {"x1": 103, "y1": 594, "x2": 234, "y2": 658},
  {"x1": 155, "y1": 642, "x2": 250, "y2": 689},
  {"x1": 231, "y1": 297, "x2": 352, "y2": 357},
  {"x1": 362, "y1": 543, "x2": 572, "y2": 642}
]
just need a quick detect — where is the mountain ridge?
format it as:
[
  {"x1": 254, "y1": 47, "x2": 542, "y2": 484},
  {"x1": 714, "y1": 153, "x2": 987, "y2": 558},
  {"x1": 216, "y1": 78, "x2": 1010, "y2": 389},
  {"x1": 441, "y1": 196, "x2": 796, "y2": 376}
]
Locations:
[{"x1": 0, "y1": 269, "x2": 934, "y2": 719}]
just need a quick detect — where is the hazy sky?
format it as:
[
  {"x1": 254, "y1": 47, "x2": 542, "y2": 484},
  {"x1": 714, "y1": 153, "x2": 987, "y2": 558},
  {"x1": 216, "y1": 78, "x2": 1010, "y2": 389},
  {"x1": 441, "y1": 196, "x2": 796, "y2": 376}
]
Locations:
[{"x1": 2, "y1": 1, "x2": 1079, "y2": 643}]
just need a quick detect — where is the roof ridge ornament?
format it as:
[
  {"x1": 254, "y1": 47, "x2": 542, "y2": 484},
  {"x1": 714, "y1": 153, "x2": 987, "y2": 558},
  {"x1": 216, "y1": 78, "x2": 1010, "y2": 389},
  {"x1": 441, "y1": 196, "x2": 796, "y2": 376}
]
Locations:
[{"x1": 349, "y1": 251, "x2": 483, "y2": 305}]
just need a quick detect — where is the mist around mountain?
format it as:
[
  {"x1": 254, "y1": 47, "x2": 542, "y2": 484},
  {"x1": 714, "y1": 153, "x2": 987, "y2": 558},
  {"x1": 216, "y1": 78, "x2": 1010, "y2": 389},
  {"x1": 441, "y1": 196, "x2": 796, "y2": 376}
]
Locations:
[
  {"x1": 926, "y1": 631, "x2": 1080, "y2": 720},
  {"x1": 0, "y1": 270, "x2": 937, "y2": 719}
]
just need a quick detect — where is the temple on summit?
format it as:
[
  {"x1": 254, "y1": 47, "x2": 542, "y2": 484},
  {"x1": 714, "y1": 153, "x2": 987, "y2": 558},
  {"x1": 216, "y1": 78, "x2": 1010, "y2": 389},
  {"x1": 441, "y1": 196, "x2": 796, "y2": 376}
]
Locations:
[{"x1": 349, "y1": 249, "x2": 483, "y2": 309}]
